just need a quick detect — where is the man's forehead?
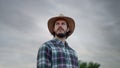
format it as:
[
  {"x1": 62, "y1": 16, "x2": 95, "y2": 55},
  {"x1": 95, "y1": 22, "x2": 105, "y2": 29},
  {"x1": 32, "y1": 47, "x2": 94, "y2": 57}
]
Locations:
[
  {"x1": 55, "y1": 19, "x2": 67, "y2": 23},
  {"x1": 53, "y1": 18, "x2": 69, "y2": 27}
]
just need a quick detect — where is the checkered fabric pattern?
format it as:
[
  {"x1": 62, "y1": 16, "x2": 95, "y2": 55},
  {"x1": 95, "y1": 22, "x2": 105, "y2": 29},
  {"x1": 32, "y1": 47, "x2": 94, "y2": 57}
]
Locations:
[{"x1": 37, "y1": 38, "x2": 79, "y2": 68}]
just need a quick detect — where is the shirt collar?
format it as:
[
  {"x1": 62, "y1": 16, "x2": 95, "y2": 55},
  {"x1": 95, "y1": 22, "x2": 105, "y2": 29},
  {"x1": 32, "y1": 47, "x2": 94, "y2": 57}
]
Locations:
[{"x1": 53, "y1": 38, "x2": 68, "y2": 46}]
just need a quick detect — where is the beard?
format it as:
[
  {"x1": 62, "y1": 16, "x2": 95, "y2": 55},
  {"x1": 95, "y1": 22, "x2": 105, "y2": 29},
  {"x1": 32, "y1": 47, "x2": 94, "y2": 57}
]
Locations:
[
  {"x1": 56, "y1": 33, "x2": 66, "y2": 38},
  {"x1": 54, "y1": 27, "x2": 68, "y2": 38}
]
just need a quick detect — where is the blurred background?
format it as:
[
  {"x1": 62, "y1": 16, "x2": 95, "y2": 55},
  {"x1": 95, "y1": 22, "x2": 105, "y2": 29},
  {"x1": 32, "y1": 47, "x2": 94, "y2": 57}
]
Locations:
[{"x1": 0, "y1": 0, "x2": 120, "y2": 68}]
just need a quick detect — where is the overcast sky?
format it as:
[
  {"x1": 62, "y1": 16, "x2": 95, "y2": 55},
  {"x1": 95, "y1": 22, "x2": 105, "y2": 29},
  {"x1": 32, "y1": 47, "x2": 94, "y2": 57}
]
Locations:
[{"x1": 0, "y1": 0, "x2": 120, "y2": 68}]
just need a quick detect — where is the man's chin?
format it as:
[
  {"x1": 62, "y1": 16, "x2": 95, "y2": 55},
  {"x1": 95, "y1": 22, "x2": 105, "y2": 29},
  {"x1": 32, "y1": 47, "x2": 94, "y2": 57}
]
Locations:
[{"x1": 56, "y1": 33, "x2": 66, "y2": 38}]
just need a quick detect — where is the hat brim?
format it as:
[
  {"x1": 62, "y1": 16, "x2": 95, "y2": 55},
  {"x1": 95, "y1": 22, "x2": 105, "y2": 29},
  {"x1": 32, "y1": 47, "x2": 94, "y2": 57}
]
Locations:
[{"x1": 48, "y1": 16, "x2": 75, "y2": 37}]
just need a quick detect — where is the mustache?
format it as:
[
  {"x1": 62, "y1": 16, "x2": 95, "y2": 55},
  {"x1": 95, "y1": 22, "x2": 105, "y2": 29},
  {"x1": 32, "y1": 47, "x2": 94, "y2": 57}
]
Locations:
[{"x1": 57, "y1": 27, "x2": 64, "y2": 31}]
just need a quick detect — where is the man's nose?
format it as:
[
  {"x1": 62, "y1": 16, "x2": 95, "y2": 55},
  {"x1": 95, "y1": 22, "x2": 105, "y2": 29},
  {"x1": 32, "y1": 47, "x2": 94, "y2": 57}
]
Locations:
[{"x1": 57, "y1": 24, "x2": 63, "y2": 28}]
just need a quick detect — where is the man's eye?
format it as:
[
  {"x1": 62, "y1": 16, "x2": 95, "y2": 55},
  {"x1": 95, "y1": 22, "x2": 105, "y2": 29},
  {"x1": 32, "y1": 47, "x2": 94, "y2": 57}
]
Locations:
[
  {"x1": 55, "y1": 23, "x2": 59, "y2": 25},
  {"x1": 62, "y1": 23, "x2": 66, "y2": 25}
]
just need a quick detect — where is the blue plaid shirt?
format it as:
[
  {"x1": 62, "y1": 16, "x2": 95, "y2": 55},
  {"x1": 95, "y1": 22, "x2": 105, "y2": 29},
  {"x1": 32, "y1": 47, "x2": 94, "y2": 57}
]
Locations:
[{"x1": 37, "y1": 38, "x2": 79, "y2": 68}]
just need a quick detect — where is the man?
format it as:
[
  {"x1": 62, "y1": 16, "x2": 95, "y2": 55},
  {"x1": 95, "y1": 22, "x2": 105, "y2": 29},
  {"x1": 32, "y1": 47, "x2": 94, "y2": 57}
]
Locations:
[{"x1": 37, "y1": 14, "x2": 79, "y2": 68}]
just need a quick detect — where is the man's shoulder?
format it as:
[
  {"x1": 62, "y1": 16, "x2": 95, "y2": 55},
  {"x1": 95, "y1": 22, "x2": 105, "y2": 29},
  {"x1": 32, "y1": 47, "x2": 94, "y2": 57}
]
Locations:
[
  {"x1": 41, "y1": 39, "x2": 54, "y2": 48},
  {"x1": 44, "y1": 39, "x2": 54, "y2": 45}
]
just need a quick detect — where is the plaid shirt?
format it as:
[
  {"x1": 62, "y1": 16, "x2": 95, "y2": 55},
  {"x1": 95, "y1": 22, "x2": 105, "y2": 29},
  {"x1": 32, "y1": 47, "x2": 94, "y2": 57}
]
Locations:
[{"x1": 37, "y1": 38, "x2": 79, "y2": 68}]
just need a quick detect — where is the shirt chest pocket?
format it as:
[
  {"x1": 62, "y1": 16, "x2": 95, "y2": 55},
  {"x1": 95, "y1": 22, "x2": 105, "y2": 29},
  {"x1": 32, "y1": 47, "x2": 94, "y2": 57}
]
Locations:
[
  {"x1": 52, "y1": 47, "x2": 66, "y2": 57},
  {"x1": 51, "y1": 47, "x2": 67, "y2": 63}
]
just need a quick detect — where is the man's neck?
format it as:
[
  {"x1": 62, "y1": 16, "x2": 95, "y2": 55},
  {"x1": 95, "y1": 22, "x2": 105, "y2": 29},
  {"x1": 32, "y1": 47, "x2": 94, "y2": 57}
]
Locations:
[{"x1": 55, "y1": 36, "x2": 66, "y2": 43}]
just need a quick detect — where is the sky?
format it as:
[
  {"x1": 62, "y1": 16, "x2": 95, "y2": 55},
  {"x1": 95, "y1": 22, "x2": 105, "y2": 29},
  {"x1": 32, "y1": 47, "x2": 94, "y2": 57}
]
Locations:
[{"x1": 0, "y1": 0, "x2": 120, "y2": 68}]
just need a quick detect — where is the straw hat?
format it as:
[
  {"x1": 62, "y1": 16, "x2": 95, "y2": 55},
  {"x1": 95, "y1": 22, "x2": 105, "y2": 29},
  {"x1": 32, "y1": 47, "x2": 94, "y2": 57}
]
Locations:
[{"x1": 48, "y1": 14, "x2": 75, "y2": 37}]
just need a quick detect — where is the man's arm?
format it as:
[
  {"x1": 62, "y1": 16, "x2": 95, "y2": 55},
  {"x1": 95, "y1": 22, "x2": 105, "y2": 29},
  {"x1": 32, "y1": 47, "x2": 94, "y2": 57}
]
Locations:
[{"x1": 37, "y1": 44, "x2": 51, "y2": 68}]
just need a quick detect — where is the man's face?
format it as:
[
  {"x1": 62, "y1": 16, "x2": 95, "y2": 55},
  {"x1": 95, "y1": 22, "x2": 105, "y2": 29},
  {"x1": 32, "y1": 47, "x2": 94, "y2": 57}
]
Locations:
[{"x1": 53, "y1": 19, "x2": 69, "y2": 38}]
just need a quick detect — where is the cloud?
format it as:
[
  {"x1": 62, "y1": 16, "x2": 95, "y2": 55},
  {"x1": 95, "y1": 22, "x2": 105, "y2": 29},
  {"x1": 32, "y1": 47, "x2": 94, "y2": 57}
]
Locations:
[{"x1": 0, "y1": 0, "x2": 120, "y2": 68}]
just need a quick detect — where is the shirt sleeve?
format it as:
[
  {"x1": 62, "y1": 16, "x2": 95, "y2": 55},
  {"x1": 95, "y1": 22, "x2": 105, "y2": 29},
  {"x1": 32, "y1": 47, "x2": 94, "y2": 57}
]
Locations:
[{"x1": 37, "y1": 44, "x2": 52, "y2": 68}]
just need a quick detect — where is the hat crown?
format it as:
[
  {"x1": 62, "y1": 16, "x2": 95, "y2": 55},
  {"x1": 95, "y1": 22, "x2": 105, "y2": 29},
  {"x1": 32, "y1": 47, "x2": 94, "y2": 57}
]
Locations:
[{"x1": 59, "y1": 14, "x2": 64, "y2": 17}]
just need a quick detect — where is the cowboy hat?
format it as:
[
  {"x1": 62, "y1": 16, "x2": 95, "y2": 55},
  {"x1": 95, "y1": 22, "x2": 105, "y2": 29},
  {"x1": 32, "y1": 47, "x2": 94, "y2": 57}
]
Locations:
[{"x1": 48, "y1": 14, "x2": 75, "y2": 37}]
